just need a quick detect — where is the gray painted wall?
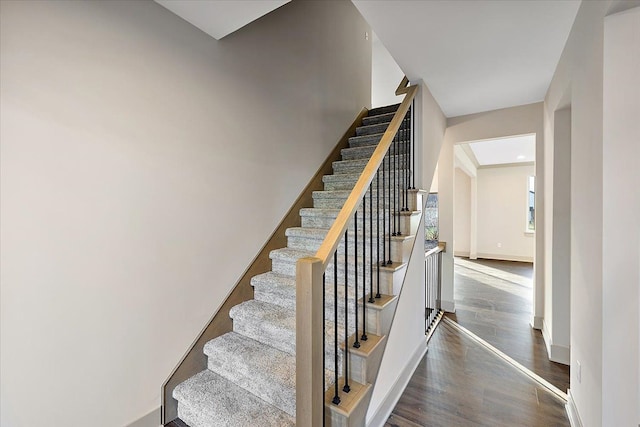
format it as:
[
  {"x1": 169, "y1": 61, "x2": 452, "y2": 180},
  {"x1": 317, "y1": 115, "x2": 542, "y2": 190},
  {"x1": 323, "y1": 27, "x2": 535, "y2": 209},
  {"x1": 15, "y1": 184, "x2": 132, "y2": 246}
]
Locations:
[{"x1": 0, "y1": 0, "x2": 371, "y2": 425}]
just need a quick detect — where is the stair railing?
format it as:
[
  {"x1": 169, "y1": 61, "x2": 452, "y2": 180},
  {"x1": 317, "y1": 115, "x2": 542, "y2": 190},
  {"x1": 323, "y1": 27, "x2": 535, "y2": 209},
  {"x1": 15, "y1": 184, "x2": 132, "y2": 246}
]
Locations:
[
  {"x1": 425, "y1": 243, "x2": 445, "y2": 335},
  {"x1": 296, "y1": 77, "x2": 418, "y2": 426}
]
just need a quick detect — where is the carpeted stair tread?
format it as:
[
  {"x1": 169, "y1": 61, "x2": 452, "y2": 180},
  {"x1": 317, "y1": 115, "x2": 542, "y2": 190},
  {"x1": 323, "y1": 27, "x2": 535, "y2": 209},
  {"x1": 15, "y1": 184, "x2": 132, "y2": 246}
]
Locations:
[
  {"x1": 229, "y1": 300, "x2": 349, "y2": 370},
  {"x1": 332, "y1": 155, "x2": 409, "y2": 173},
  {"x1": 348, "y1": 133, "x2": 385, "y2": 148},
  {"x1": 251, "y1": 272, "x2": 296, "y2": 308},
  {"x1": 251, "y1": 268, "x2": 365, "y2": 311},
  {"x1": 341, "y1": 141, "x2": 409, "y2": 161},
  {"x1": 173, "y1": 370, "x2": 295, "y2": 427},
  {"x1": 204, "y1": 332, "x2": 298, "y2": 416},
  {"x1": 269, "y1": 247, "x2": 315, "y2": 264},
  {"x1": 355, "y1": 122, "x2": 390, "y2": 137},
  {"x1": 230, "y1": 300, "x2": 297, "y2": 355},
  {"x1": 368, "y1": 103, "x2": 400, "y2": 116},
  {"x1": 361, "y1": 111, "x2": 395, "y2": 126}
]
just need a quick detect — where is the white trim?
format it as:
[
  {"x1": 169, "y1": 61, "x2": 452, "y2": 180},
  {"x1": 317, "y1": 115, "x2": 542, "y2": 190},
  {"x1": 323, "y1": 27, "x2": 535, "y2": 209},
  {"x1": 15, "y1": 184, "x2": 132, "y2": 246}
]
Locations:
[
  {"x1": 441, "y1": 299, "x2": 456, "y2": 313},
  {"x1": 444, "y1": 317, "x2": 568, "y2": 402},
  {"x1": 367, "y1": 342, "x2": 428, "y2": 427},
  {"x1": 454, "y1": 251, "x2": 470, "y2": 258},
  {"x1": 126, "y1": 407, "x2": 160, "y2": 427},
  {"x1": 530, "y1": 315, "x2": 544, "y2": 330},
  {"x1": 476, "y1": 253, "x2": 534, "y2": 263},
  {"x1": 565, "y1": 389, "x2": 583, "y2": 427},
  {"x1": 541, "y1": 319, "x2": 552, "y2": 355},
  {"x1": 542, "y1": 319, "x2": 571, "y2": 365},
  {"x1": 549, "y1": 343, "x2": 571, "y2": 365}
]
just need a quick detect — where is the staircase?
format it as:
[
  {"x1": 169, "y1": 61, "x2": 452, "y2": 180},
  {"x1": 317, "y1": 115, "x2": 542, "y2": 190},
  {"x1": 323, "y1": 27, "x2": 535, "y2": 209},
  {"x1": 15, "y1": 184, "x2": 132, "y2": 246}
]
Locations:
[{"x1": 170, "y1": 102, "x2": 424, "y2": 426}]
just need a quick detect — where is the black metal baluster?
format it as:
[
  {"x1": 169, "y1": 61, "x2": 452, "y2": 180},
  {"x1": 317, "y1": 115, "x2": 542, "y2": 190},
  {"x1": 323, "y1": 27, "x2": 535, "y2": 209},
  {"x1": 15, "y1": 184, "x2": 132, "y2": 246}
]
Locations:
[
  {"x1": 392, "y1": 131, "x2": 397, "y2": 237},
  {"x1": 411, "y1": 101, "x2": 416, "y2": 189},
  {"x1": 381, "y1": 146, "x2": 386, "y2": 267},
  {"x1": 396, "y1": 120, "x2": 403, "y2": 235},
  {"x1": 332, "y1": 250, "x2": 340, "y2": 405},
  {"x1": 372, "y1": 179, "x2": 378, "y2": 303},
  {"x1": 364, "y1": 190, "x2": 370, "y2": 340},
  {"x1": 404, "y1": 110, "x2": 410, "y2": 212},
  {"x1": 343, "y1": 230, "x2": 350, "y2": 393},
  {"x1": 353, "y1": 210, "x2": 360, "y2": 349},
  {"x1": 387, "y1": 145, "x2": 392, "y2": 265}
]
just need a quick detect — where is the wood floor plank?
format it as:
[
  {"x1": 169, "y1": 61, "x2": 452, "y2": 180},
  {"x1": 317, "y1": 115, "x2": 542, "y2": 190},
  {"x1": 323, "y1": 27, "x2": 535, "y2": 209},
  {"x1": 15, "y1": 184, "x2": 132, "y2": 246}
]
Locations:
[{"x1": 386, "y1": 258, "x2": 570, "y2": 426}]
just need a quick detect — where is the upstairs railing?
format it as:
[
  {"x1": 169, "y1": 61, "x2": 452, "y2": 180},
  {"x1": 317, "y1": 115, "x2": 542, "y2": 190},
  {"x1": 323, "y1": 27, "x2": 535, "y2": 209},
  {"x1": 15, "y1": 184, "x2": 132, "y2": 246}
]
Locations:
[
  {"x1": 296, "y1": 77, "x2": 418, "y2": 426},
  {"x1": 425, "y1": 243, "x2": 445, "y2": 336}
]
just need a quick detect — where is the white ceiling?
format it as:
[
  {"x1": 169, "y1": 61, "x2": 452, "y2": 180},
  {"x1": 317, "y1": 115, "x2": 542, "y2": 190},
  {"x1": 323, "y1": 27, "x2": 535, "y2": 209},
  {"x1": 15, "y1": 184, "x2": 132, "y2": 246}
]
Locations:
[
  {"x1": 154, "y1": 0, "x2": 289, "y2": 40},
  {"x1": 352, "y1": 0, "x2": 580, "y2": 117},
  {"x1": 467, "y1": 134, "x2": 536, "y2": 166},
  {"x1": 154, "y1": 0, "x2": 580, "y2": 118}
]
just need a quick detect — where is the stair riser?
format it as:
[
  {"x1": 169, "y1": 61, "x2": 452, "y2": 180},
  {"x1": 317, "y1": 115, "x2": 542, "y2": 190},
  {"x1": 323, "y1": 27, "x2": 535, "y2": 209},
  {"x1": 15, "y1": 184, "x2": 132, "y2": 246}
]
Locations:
[
  {"x1": 204, "y1": 365, "x2": 295, "y2": 417},
  {"x1": 332, "y1": 155, "x2": 409, "y2": 174},
  {"x1": 272, "y1": 256, "x2": 394, "y2": 282},
  {"x1": 340, "y1": 142, "x2": 410, "y2": 161},
  {"x1": 355, "y1": 122, "x2": 387, "y2": 136},
  {"x1": 300, "y1": 214, "x2": 418, "y2": 236},
  {"x1": 323, "y1": 176, "x2": 413, "y2": 191},
  {"x1": 368, "y1": 104, "x2": 400, "y2": 116},
  {"x1": 362, "y1": 113, "x2": 394, "y2": 126},
  {"x1": 230, "y1": 314, "x2": 346, "y2": 375},
  {"x1": 348, "y1": 134, "x2": 383, "y2": 148},
  {"x1": 344, "y1": 335, "x2": 388, "y2": 385},
  {"x1": 356, "y1": 122, "x2": 408, "y2": 137},
  {"x1": 286, "y1": 236, "x2": 409, "y2": 264},
  {"x1": 204, "y1": 337, "x2": 296, "y2": 416},
  {"x1": 252, "y1": 291, "x2": 390, "y2": 336},
  {"x1": 269, "y1": 262, "x2": 396, "y2": 296},
  {"x1": 178, "y1": 404, "x2": 213, "y2": 427},
  {"x1": 313, "y1": 196, "x2": 411, "y2": 210},
  {"x1": 325, "y1": 383, "x2": 373, "y2": 427}
]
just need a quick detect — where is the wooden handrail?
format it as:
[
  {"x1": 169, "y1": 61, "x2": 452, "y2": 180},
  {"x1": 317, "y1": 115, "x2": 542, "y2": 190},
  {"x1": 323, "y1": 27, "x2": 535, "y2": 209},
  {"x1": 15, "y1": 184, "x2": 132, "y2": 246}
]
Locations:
[
  {"x1": 395, "y1": 76, "x2": 410, "y2": 95},
  {"x1": 315, "y1": 82, "x2": 418, "y2": 269}
]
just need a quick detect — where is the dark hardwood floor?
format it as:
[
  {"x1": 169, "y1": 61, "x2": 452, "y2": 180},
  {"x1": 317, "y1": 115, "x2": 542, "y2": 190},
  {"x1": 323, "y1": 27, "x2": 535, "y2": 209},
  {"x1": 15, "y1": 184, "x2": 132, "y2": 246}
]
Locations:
[
  {"x1": 385, "y1": 320, "x2": 570, "y2": 427},
  {"x1": 451, "y1": 257, "x2": 569, "y2": 392}
]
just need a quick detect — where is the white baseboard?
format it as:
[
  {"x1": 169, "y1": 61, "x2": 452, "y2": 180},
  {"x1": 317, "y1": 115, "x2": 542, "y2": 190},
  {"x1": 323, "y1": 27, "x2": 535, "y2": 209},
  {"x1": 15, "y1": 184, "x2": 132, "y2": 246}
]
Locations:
[
  {"x1": 126, "y1": 407, "x2": 161, "y2": 427},
  {"x1": 541, "y1": 319, "x2": 552, "y2": 354},
  {"x1": 367, "y1": 342, "x2": 428, "y2": 427},
  {"x1": 441, "y1": 299, "x2": 456, "y2": 313},
  {"x1": 476, "y1": 253, "x2": 534, "y2": 263},
  {"x1": 531, "y1": 315, "x2": 544, "y2": 330},
  {"x1": 549, "y1": 343, "x2": 570, "y2": 365},
  {"x1": 566, "y1": 389, "x2": 583, "y2": 427},
  {"x1": 541, "y1": 320, "x2": 570, "y2": 365},
  {"x1": 454, "y1": 251, "x2": 470, "y2": 258}
]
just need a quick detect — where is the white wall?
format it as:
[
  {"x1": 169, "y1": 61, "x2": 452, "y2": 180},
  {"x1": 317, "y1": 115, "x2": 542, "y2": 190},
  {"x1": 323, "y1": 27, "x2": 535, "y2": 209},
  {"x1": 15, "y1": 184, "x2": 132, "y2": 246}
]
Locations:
[
  {"x1": 371, "y1": 33, "x2": 404, "y2": 108},
  {"x1": 366, "y1": 201, "x2": 427, "y2": 426},
  {"x1": 476, "y1": 165, "x2": 535, "y2": 262},
  {"x1": 367, "y1": 80, "x2": 445, "y2": 426},
  {"x1": 543, "y1": 1, "x2": 640, "y2": 424},
  {"x1": 543, "y1": 106, "x2": 572, "y2": 365},
  {"x1": 0, "y1": 1, "x2": 371, "y2": 426},
  {"x1": 602, "y1": 6, "x2": 639, "y2": 426},
  {"x1": 454, "y1": 168, "x2": 471, "y2": 256},
  {"x1": 440, "y1": 102, "x2": 544, "y2": 315}
]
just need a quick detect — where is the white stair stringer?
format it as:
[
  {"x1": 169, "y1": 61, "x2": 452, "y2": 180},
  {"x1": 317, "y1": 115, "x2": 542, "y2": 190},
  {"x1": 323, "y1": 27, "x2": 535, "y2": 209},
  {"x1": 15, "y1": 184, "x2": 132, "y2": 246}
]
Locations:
[{"x1": 171, "y1": 104, "x2": 424, "y2": 427}]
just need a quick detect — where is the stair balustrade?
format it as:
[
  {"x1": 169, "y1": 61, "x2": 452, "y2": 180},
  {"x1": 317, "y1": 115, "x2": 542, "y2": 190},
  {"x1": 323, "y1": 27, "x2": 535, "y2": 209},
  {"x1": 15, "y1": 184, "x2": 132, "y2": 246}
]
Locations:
[
  {"x1": 425, "y1": 244, "x2": 445, "y2": 336},
  {"x1": 296, "y1": 78, "x2": 418, "y2": 426}
]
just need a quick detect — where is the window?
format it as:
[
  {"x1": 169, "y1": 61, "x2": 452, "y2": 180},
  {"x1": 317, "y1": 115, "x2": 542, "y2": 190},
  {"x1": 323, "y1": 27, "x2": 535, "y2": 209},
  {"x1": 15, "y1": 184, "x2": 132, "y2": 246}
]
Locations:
[{"x1": 527, "y1": 176, "x2": 535, "y2": 232}]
